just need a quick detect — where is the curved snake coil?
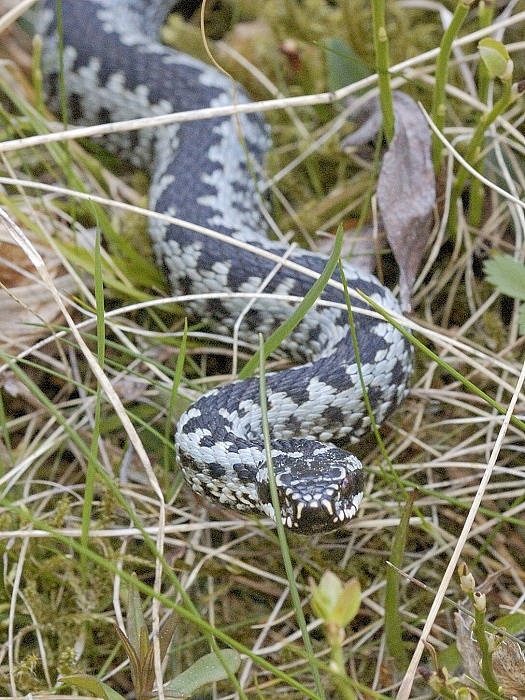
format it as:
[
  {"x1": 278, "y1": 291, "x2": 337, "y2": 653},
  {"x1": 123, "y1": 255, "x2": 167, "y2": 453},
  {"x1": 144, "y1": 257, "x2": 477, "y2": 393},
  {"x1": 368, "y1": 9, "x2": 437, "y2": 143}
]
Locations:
[{"x1": 37, "y1": 0, "x2": 413, "y2": 534}]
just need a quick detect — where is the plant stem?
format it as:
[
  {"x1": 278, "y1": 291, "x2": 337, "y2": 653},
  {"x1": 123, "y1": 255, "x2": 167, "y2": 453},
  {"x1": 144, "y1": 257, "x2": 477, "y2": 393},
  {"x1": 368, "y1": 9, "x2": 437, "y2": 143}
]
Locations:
[
  {"x1": 431, "y1": 0, "x2": 473, "y2": 171},
  {"x1": 81, "y1": 227, "x2": 105, "y2": 587},
  {"x1": 371, "y1": 0, "x2": 395, "y2": 143},
  {"x1": 470, "y1": 596, "x2": 501, "y2": 696},
  {"x1": 327, "y1": 625, "x2": 357, "y2": 700},
  {"x1": 448, "y1": 79, "x2": 512, "y2": 235},
  {"x1": 476, "y1": 2, "x2": 496, "y2": 106},
  {"x1": 468, "y1": 1, "x2": 495, "y2": 229}
]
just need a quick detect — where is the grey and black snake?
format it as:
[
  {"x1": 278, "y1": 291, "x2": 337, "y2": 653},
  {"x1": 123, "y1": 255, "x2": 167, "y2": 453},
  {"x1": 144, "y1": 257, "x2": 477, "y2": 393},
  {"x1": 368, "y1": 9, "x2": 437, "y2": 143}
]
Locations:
[{"x1": 36, "y1": 0, "x2": 413, "y2": 534}]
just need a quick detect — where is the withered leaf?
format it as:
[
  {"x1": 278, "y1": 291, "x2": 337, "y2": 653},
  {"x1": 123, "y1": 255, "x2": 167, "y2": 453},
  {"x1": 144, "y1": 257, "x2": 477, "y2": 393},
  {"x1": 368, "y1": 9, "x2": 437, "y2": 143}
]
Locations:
[
  {"x1": 343, "y1": 92, "x2": 436, "y2": 311},
  {"x1": 455, "y1": 611, "x2": 525, "y2": 698}
]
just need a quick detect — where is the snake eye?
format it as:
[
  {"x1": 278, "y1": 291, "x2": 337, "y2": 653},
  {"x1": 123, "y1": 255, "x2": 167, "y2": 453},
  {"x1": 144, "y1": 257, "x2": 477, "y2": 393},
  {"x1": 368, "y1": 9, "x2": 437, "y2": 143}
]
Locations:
[
  {"x1": 256, "y1": 480, "x2": 271, "y2": 506},
  {"x1": 340, "y1": 469, "x2": 365, "y2": 500}
]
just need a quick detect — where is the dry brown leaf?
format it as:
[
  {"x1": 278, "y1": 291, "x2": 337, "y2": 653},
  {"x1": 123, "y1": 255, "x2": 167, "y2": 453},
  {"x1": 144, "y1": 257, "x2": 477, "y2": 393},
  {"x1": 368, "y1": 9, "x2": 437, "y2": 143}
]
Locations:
[
  {"x1": 455, "y1": 611, "x2": 525, "y2": 699},
  {"x1": 0, "y1": 234, "x2": 75, "y2": 351},
  {"x1": 343, "y1": 92, "x2": 436, "y2": 311}
]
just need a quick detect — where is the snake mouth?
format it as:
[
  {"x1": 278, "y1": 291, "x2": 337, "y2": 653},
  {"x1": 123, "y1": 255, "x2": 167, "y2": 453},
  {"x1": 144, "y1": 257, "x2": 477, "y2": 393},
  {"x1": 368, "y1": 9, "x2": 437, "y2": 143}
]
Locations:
[
  {"x1": 283, "y1": 492, "x2": 363, "y2": 535},
  {"x1": 281, "y1": 462, "x2": 364, "y2": 534},
  {"x1": 256, "y1": 449, "x2": 365, "y2": 534},
  {"x1": 257, "y1": 481, "x2": 363, "y2": 534}
]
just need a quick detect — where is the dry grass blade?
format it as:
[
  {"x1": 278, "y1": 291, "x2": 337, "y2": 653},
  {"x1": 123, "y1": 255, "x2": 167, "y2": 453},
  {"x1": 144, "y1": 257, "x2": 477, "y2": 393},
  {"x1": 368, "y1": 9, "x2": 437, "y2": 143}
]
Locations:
[
  {"x1": 0, "y1": 232, "x2": 76, "y2": 349},
  {"x1": 0, "y1": 10, "x2": 523, "y2": 153},
  {"x1": 0, "y1": 0, "x2": 37, "y2": 34},
  {"x1": 420, "y1": 103, "x2": 525, "y2": 211},
  {"x1": 0, "y1": 208, "x2": 165, "y2": 505},
  {"x1": 396, "y1": 358, "x2": 525, "y2": 699}
]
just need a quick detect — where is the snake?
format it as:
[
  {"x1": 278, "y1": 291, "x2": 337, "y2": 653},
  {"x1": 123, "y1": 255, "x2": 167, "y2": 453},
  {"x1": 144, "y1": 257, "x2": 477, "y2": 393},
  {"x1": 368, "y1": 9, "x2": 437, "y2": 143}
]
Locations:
[{"x1": 36, "y1": 0, "x2": 413, "y2": 534}]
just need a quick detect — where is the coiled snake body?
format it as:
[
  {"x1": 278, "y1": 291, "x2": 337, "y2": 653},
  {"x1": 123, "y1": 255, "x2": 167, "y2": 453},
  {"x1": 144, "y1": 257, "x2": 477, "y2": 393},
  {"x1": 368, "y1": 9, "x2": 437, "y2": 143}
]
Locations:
[{"x1": 37, "y1": 0, "x2": 413, "y2": 534}]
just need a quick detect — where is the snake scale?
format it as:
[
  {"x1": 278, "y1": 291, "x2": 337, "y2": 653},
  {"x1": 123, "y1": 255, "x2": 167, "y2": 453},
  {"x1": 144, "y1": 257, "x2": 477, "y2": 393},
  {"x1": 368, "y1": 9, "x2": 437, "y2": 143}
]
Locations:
[{"x1": 36, "y1": 0, "x2": 413, "y2": 534}]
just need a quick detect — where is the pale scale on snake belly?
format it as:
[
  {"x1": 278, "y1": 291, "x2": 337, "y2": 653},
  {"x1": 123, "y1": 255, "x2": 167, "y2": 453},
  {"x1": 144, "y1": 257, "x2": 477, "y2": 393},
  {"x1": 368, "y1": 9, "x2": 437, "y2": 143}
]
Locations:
[{"x1": 36, "y1": 0, "x2": 413, "y2": 534}]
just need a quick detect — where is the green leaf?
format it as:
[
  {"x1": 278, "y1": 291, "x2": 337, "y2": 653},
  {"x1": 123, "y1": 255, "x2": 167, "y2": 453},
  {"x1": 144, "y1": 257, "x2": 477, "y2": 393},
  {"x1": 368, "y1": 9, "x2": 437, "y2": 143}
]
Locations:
[
  {"x1": 60, "y1": 674, "x2": 125, "y2": 700},
  {"x1": 519, "y1": 305, "x2": 525, "y2": 336},
  {"x1": 324, "y1": 38, "x2": 371, "y2": 92},
  {"x1": 163, "y1": 650, "x2": 241, "y2": 697},
  {"x1": 126, "y1": 576, "x2": 146, "y2": 657},
  {"x1": 331, "y1": 577, "x2": 360, "y2": 627},
  {"x1": 493, "y1": 611, "x2": 525, "y2": 635},
  {"x1": 311, "y1": 571, "x2": 342, "y2": 621},
  {"x1": 141, "y1": 611, "x2": 177, "y2": 697},
  {"x1": 436, "y1": 642, "x2": 462, "y2": 672},
  {"x1": 139, "y1": 625, "x2": 149, "y2": 666},
  {"x1": 478, "y1": 38, "x2": 513, "y2": 81},
  {"x1": 385, "y1": 491, "x2": 417, "y2": 666},
  {"x1": 158, "y1": 609, "x2": 178, "y2": 662},
  {"x1": 238, "y1": 223, "x2": 345, "y2": 380},
  {"x1": 113, "y1": 624, "x2": 141, "y2": 690},
  {"x1": 484, "y1": 255, "x2": 525, "y2": 301},
  {"x1": 142, "y1": 641, "x2": 156, "y2": 696}
]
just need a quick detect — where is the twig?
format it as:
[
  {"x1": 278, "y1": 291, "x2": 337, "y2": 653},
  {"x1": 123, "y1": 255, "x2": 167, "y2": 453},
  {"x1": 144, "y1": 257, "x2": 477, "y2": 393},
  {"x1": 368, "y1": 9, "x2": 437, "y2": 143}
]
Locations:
[{"x1": 1, "y1": 10, "x2": 524, "y2": 153}]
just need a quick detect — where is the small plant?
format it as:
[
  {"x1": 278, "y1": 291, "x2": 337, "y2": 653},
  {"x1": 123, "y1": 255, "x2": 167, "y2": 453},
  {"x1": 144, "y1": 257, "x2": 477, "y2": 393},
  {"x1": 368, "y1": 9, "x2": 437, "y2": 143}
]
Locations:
[
  {"x1": 426, "y1": 663, "x2": 479, "y2": 700},
  {"x1": 61, "y1": 578, "x2": 240, "y2": 699},
  {"x1": 310, "y1": 571, "x2": 361, "y2": 700},
  {"x1": 422, "y1": 563, "x2": 506, "y2": 699},
  {"x1": 484, "y1": 255, "x2": 525, "y2": 334},
  {"x1": 457, "y1": 563, "x2": 501, "y2": 697},
  {"x1": 448, "y1": 37, "x2": 522, "y2": 233},
  {"x1": 451, "y1": 563, "x2": 525, "y2": 699}
]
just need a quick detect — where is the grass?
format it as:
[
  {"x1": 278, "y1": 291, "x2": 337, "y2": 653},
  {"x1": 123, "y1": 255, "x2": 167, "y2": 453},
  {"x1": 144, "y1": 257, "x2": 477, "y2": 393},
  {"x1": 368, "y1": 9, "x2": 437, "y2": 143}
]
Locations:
[{"x1": 0, "y1": 0, "x2": 525, "y2": 698}]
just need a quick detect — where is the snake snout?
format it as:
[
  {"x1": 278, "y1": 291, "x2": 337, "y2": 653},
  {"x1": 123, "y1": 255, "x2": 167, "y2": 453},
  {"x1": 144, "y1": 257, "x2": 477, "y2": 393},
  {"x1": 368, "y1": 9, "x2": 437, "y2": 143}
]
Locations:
[{"x1": 256, "y1": 443, "x2": 365, "y2": 534}]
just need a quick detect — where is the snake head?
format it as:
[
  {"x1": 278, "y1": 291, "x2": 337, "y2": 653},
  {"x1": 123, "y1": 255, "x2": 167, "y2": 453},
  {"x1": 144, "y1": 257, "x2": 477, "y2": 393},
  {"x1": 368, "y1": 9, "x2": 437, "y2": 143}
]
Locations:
[{"x1": 256, "y1": 442, "x2": 364, "y2": 534}]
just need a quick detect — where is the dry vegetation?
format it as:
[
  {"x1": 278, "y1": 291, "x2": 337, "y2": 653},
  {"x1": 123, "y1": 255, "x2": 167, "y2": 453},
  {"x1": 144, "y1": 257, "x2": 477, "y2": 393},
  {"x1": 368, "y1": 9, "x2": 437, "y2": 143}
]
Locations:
[{"x1": 0, "y1": 0, "x2": 524, "y2": 698}]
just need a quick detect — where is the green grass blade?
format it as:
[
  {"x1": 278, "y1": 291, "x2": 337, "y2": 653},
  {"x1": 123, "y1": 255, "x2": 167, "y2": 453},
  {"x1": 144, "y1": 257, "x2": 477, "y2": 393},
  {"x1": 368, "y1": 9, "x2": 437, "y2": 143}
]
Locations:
[
  {"x1": 56, "y1": 0, "x2": 68, "y2": 130},
  {"x1": 384, "y1": 489, "x2": 417, "y2": 666},
  {"x1": 0, "y1": 389, "x2": 11, "y2": 475},
  {"x1": 258, "y1": 334, "x2": 326, "y2": 699},
  {"x1": 163, "y1": 318, "x2": 187, "y2": 475},
  {"x1": 238, "y1": 224, "x2": 344, "y2": 380},
  {"x1": 81, "y1": 225, "x2": 105, "y2": 586},
  {"x1": 371, "y1": 0, "x2": 395, "y2": 143},
  {"x1": 338, "y1": 262, "x2": 406, "y2": 495}
]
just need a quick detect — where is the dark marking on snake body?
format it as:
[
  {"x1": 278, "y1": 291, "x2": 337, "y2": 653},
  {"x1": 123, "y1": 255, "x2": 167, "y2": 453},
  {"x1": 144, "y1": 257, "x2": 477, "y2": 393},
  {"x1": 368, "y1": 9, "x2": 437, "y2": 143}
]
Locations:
[{"x1": 36, "y1": 0, "x2": 413, "y2": 533}]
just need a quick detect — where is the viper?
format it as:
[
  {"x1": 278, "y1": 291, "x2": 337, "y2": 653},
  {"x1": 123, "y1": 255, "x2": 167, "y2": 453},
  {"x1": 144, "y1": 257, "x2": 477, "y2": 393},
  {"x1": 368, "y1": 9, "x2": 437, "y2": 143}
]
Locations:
[{"x1": 36, "y1": 0, "x2": 413, "y2": 534}]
